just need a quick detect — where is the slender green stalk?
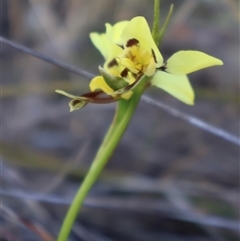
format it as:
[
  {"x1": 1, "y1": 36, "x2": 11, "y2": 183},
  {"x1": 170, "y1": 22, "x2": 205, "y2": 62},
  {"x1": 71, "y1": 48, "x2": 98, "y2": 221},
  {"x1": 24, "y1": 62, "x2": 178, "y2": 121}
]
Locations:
[
  {"x1": 152, "y1": 0, "x2": 160, "y2": 45},
  {"x1": 57, "y1": 76, "x2": 149, "y2": 241}
]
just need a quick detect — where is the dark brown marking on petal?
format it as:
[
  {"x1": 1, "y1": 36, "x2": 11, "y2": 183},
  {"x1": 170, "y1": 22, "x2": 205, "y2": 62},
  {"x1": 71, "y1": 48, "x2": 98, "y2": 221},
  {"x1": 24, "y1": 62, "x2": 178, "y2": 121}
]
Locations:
[
  {"x1": 72, "y1": 99, "x2": 82, "y2": 106},
  {"x1": 117, "y1": 44, "x2": 124, "y2": 49},
  {"x1": 126, "y1": 38, "x2": 139, "y2": 47},
  {"x1": 127, "y1": 73, "x2": 143, "y2": 89},
  {"x1": 82, "y1": 90, "x2": 102, "y2": 98},
  {"x1": 151, "y1": 49, "x2": 157, "y2": 63},
  {"x1": 88, "y1": 95, "x2": 119, "y2": 103},
  {"x1": 107, "y1": 58, "x2": 118, "y2": 68},
  {"x1": 132, "y1": 73, "x2": 138, "y2": 78},
  {"x1": 157, "y1": 65, "x2": 167, "y2": 71},
  {"x1": 81, "y1": 90, "x2": 120, "y2": 103},
  {"x1": 122, "y1": 73, "x2": 144, "y2": 92},
  {"x1": 135, "y1": 73, "x2": 144, "y2": 83},
  {"x1": 120, "y1": 68, "x2": 129, "y2": 78}
]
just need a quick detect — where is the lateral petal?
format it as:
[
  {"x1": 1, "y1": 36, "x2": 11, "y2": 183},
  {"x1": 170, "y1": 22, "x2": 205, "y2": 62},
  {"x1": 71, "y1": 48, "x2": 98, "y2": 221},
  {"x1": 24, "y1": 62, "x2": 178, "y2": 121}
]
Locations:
[
  {"x1": 166, "y1": 51, "x2": 223, "y2": 75},
  {"x1": 151, "y1": 71, "x2": 195, "y2": 105}
]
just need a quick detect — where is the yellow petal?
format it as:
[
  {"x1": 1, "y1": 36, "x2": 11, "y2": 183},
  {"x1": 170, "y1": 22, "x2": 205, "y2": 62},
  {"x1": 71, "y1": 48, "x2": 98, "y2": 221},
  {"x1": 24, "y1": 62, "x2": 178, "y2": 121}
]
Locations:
[
  {"x1": 106, "y1": 21, "x2": 129, "y2": 45},
  {"x1": 89, "y1": 76, "x2": 113, "y2": 94},
  {"x1": 89, "y1": 75, "x2": 131, "y2": 99},
  {"x1": 166, "y1": 51, "x2": 223, "y2": 75},
  {"x1": 151, "y1": 71, "x2": 195, "y2": 105},
  {"x1": 121, "y1": 16, "x2": 163, "y2": 67},
  {"x1": 90, "y1": 33, "x2": 110, "y2": 60},
  {"x1": 55, "y1": 90, "x2": 79, "y2": 99}
]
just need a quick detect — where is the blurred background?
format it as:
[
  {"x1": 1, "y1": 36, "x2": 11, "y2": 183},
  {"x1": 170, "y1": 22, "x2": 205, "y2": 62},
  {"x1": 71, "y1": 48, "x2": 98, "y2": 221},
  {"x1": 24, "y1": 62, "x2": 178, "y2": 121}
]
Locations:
[{"x1": 1, "y1": 0, "x2": 239, "y2": 240}]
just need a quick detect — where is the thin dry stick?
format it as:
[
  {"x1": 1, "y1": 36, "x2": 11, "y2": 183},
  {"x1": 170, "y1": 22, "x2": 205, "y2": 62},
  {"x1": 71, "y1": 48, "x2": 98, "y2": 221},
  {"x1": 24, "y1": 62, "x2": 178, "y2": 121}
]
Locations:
[
  {"x1": 142, "y1": 96, "x2": 240, "y2": 146},
  {"x1": 1, "y1": 36, "x2": 239, "y2": 146},
  {"x1": 0, "y1": 36, "x2": 94, "y2": 79}
]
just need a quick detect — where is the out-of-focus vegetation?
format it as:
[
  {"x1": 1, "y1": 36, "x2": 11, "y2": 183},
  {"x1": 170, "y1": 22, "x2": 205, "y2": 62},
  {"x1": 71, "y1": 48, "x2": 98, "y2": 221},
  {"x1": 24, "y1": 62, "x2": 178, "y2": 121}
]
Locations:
[{"x1": 1, "y1": 0, "x2": 239, "y2": 240}]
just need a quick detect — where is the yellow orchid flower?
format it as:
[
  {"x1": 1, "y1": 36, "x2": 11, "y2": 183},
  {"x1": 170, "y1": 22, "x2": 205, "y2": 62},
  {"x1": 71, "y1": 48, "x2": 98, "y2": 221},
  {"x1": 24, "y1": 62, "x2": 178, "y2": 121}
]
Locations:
[
  {"x1": 89, "y1": 16, "x2": 223, "y2": 105},
  {"x1": 56, "y1": 16, "x2": 223, "y2": 111},
  {"x1": 56, "y1": 2, "x2": 225, "y2": 240}
]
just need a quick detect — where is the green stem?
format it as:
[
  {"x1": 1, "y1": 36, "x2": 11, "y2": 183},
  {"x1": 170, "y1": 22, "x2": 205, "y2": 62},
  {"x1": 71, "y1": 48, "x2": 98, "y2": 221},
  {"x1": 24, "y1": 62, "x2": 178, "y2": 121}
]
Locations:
[
  {"x1": 152, "y1": 0, "x2": 160, "y2": 45},
  {"x1": 158, "y1": 4, "x2": 173, "y2": 45},
  {"x1": 57, "y1": 77, "x2": 149, "y2": 241}
]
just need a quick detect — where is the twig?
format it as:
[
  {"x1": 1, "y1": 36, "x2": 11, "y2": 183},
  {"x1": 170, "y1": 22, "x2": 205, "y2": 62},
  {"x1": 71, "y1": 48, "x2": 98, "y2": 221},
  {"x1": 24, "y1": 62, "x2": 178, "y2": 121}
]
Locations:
[
  {"x1": 0, "y1": 36, "x2": 94, "y2": 79},
  {"x1": 142, "y1": 96, "x2": 240, "y2": 146}
]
